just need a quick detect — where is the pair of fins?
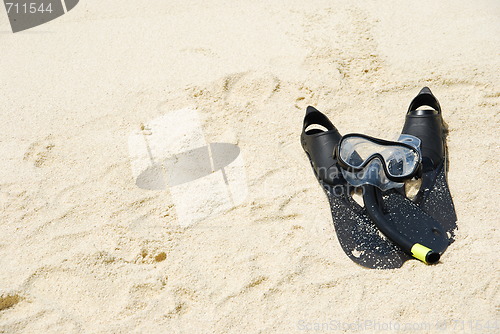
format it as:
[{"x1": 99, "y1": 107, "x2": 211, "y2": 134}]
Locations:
[{"x1": 301, "y1": 87, "x2": 457, "y2": 269}]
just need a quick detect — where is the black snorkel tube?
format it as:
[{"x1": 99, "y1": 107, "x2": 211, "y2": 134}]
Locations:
[{"x1": 362, "y1": 185, "x2": 441, "y2": 264}]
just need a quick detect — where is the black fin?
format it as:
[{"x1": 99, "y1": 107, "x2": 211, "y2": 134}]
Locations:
[{"x1": 401, "y1": 88, "x2": 458, "y2": 240}]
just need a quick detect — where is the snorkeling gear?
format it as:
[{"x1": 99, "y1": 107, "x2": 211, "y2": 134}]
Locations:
[{"x1": 300, "y1": 87, "x2": 456, "y2": 268}]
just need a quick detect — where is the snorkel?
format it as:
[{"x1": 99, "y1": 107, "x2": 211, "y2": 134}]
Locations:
[{"x1": 362, "y1": 185, "x2": 441, "y2": 264}]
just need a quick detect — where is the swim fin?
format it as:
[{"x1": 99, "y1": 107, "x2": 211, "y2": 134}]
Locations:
[
  {"x1": 401, "y1": 87, "x2": 458, "y2": 240},
  {"x1": 360, "y1": 88, "x2": 456, "y2": 264}
]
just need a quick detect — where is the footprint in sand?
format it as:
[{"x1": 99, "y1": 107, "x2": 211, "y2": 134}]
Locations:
[{"x1": 23, "y1": 136, "x2": 56, "y2": 167}]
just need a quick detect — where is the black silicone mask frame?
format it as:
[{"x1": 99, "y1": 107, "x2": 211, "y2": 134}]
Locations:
[{"x1": 335, "y1": 133, "x2": 422, "y2": 183}]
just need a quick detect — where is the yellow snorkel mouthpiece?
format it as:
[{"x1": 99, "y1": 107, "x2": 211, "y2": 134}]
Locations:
[{"x1": 411, "y1": 243, "x2": 440, "y2": 264}]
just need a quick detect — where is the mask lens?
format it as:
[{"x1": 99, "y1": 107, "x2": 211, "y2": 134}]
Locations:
[
  {"x1": 339, "y1": 137, "x2": 378, "y2": 168},
  {"x1": 338, "y1": 134, "x2": 421, "y2": 190},
  {"x1": 383, "y1": 148, "x2": 419, "y2": 177}
]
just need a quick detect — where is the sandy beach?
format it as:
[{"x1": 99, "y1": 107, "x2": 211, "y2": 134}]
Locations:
[{"x1": 0, "y1": 1, "x2": 499, "y2": 333}]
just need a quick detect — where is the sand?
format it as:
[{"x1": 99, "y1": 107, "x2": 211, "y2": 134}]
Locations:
[{"x1": 0, "y1": 0, "x2": 499, "y2": 333}]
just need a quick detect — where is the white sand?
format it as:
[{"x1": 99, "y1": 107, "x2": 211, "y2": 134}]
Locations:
[{"x1": 1, "y1": 1, "x2": 499, "y2": 333}]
